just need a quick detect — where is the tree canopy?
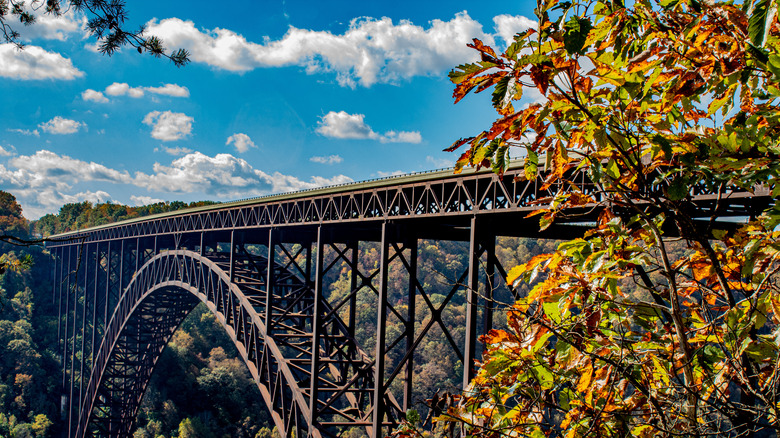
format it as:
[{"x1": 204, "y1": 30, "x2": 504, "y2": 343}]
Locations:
[
  {"x1": 0, "y1": 0, "x2": 189, "y2": 66},
  {"x1": 428, "y1": 0, "x2": 780, "y2": 436}
]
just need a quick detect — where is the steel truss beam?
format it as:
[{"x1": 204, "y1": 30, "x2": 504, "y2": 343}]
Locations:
[{"x1": 47, "y1": 167, "x2": 769, "y2": 246}]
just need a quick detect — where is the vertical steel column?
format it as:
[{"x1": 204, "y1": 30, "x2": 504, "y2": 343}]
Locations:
[
  {"x1": 265, "y1": 228, "x2": 275, "y2": 330},
  {"x1": 309, "y1": 225, "x2": 325, "y2": 430},
  {"x1": 56, "y1": 246, "x2": 64, "y2": 365},
  {"x1": 51, "y1": 246, "x2": 58, "y2": 303},
  {"x1": 372, "y1": 222, "x2": 390, "y2": 438},
  {"x1": 89, "y1": 242, "x2": 99, "y2": 397},
  {"x1": 348, "y1": 240, "x2": 358, "y2": 340},
  {"x1": 404, "y1": 238, "x2": 418, "y2": 412},
  {"x1": 61, "y1": 245, "x2": 71, "y2": 425},
  {"x1": 134, "y1": 237, "x2": 140, "y2": 274},
  {"x1": 68, "y1": 243, "x2": 79, "y2": 436},
  {"x1": 463, "y1": 216, "x2": 480, "y2": 389},
  {"x1": 482, "y1": 236, "x2": 496, "y2": 338},
  {"x1": 229, "y1": 230, "x2": 235, "y2": 282},
  {"x1": 62, "y1": 245, "x2": 71, "y2": 390},
  {"x1": 104, "y1": 241, "x2": 111, "y2": 335},
  {"x1": 199, "y1": 232, "x2": 204, "y2": 256},
  {"x1": 78, "y1": 243, "x2": 90, "y2": 430}
]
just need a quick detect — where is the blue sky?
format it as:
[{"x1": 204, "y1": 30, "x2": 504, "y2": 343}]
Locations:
[{"x1": 0, "y1": 0, "x2": 538, "y2": 219}]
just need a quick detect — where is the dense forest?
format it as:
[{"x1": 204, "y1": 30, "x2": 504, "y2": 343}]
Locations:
[{"x1": 0, "y1": 192, "x2": 559, "y2": 437}]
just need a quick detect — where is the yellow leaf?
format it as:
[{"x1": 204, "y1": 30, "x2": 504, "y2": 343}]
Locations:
[{"x1": 576, "y1": 359, "x2": 594, "y2": 393}]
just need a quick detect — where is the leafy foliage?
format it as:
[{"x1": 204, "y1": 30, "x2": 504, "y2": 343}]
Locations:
[
  {"x1": 444, "y1": 0, "x2": 780, "y2": 436},
  {"x1": 0, "y1": 0, "x2": 189, "y2": 66}
]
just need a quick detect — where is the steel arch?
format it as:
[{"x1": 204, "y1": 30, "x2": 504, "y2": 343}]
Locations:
[{"x1": 75, "y1": 249, "x2": 368, "y2": 438}]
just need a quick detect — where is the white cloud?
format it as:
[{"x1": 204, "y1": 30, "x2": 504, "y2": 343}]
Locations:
[
  {"x1": 376, "y1": 170, "x2": 405, "y2": 178},
  {"x1": 493, "y1": 14, "x2": 536, "y2": 47},
  {"x1": 226, "y1": 133, "x2": 257, "y2": 153},
  {"x1": 146, "y1": 12, "x2": 492, "y2": 87},
  {"x1": 11, "y1": 1, "x2": 86, "y2": 42},
  {"x1": 105, "y1": 82, "x2": 144, "y2": 98},
  {"x1": 145, "y1": 83, "x2": 190, "y2": 97},
  {"x1": 381, "y1": 130, "x2": 422, "y2": 144},
  {"x1": 155, "y1": 146, "x2": 193, "y2": 156},
  {"x1": 133, "y1": 152, "x2": 353, "y2": 197},
  {"x1": 1, "y1": 149, "x2": 353, "y2": 218},
  {"x1": 17, "y1": 189, "x2": 113, "y2": 220},
  {"x1": 310, "y1": 155, "x2": 343, "y2": 165},
  {"x1": 38, "y1": 116, "x2": 85, "y2": 134},
  {"x1": 0, "y1": 145, "x2": 15, "y2": 156},
  {"x1": 82, "y1": 89, "x2": 109, "y2": 103},
  {"x1": 316, "y1": 111, "x2": 374, "y2": 139},
  {"x1": 426, "y1": 156, "x2": 453, "y2": 168},
  {"x1": 103, "y1": 82, "x2": 190, "y2": 99},
  {"x1": 316, "y1": 111, "x2": 421, "y2": 143},
  {"x1": 131, "y1": 195, "x2": 165, "y2": 206},
  {"x1": 143, "y1": 111, "x2": 193, "y2": 141},
  {"x1": 7, "y1": 128, "x2": 39, "y2": 136},
  {"x1": 6, "y1": 150, "x2": 132, "y2": 188},
  {"x1": 0, "y1": 43, "x2": 83, "y2": 80},
  {"x1": 83, "y1": 82, "x2": 190, "y2": 103}
]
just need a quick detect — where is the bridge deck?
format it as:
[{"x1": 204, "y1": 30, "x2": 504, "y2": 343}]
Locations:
[{"x1": 46, "y1": 163, "x2": 767, "y2": 245}]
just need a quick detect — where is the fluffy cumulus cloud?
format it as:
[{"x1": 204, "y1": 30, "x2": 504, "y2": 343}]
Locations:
[
  {"x1": 310, "y1": 155, "x2": 343, "y2": 165},
  {"x1": 0, "y1": 149, "x2": 353, "y2": 218},
  {"x1": 101, "y1": 82, "x2": 190, "y2": 99},
  {"x1": 38, "y1": 116, "x2": 85, "y2": 134},
  {"x1": 7, "y1": 128, "x2": 39, "y2": 136},
  {"x1": 226, "y1": 133, "x2": 257, "y2": 153},
  {"x1": 146, "y1": 12, "x2": 493, "y2": 87},
  {"x1": 134, "y1": 152, "x2": 353, "y2": 197},
  {"x1": 82, "y1": 89, "x2": 109, "y2": 103},
  {"x1": 426, "y1": 156, "x2": 453, "y2": 168},
  {"x1": 0, "y1": 145, "x2": 15, "y2": 156},
  {"x1": 11, "y1": 1, "x2": 86, "y2": 42},
  {"x1": 316, "y1": 111, "x2": 421, "y2": 143},
  {"x1": 143, "y1": 111, "x2": 194, "y2": 141},
  {"x1": 0, "y1": 44, "x2": 83, "y2": 80},
  {"x1": 6, "y1": 150, "x2": 132, "y2": 188},
  {"x1": 0, "y1": 150, "x2": 129, "y2": 217},
  {"x1": 493, "y1": 14, "x2": 536, "y2": 46},
  {"x1": 155, "y1": 146, "x2": 193, "y2": 156},
  {"x1": 131, "y1": 195, "x2": 165, "y2": 206},
  {"x1": 145, "y1": 83, "x2": 190, "y2": 97},
  {"x1": 106, "y1": 82, "x2": 144, "y2": 98}
]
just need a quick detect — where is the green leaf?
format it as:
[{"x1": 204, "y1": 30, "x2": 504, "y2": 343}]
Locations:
[
  {"x1": 543, "y1": 301, "x2": 562, "y2": 323},
  {"x1": 748, "y1": 0, "x2": 778, "y2": 47},
  {"x1": 563, "y1": 16, "x2": 593, "y2": 55},
  {"x1": 533, "y1": 365, "x2": 555, "y2": 389},
  {"x1": 604, "y1": 159, "x2": 620, "y2": 179},
  {"x1": 667, "y1": 177, "x2": 689, "y2": 200},
  {"x1": 525, "y1": 148, "x2": 539, "y2": 180}
]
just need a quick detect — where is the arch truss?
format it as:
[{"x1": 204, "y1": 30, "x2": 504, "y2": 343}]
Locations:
[{"x1": 50, "y1": 220, "x2": 514, "y2": 438}]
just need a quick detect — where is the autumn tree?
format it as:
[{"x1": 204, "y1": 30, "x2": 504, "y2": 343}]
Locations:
[
  {"x1": 0, "y1": 0, "x2": 188, "y2": 65},
  {"x1": 436, "y1": 0, "x2": 780, "y2": 436}
]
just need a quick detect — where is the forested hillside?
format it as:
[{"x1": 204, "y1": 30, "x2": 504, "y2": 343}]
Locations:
[{"x1": 34, "y1": 200, "x2": 218, "y2": 237}]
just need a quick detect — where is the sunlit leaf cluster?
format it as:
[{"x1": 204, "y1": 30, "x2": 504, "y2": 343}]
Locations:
[{"x1": 444, "y1": 0, "x2": 780, "y2": 435}]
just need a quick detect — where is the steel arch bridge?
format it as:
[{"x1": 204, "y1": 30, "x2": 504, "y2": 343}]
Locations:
[{"x1": 46, "y1": 165, "x2": 770, "y2": 437}]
